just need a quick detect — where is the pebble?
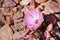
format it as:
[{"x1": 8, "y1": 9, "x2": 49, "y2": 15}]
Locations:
[
  {"x1": 35, "y1": 0, "x2": 46, "y2": 3},
  {"x1": 3, "y1": 0, "x2": 16, "y2": 7},
  {"x1": 20, "y1": 0, "x2": 31, "y2": 6},
  {"x1": 57, "y1": 22, "x2": 60, "y2": 27},
  {"x1": 0, "y1": 24, "x2": 13, "y2": 40}
]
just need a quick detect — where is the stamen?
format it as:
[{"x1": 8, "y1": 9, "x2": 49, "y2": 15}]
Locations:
[{"x1": 34, "y1": 19, "x2": 39, "y2": 24}]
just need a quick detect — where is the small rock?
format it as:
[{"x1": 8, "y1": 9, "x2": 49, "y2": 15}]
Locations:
[
  {"x1": 56, "y1": 32, "x2": 60, "y2": 37},
  {"x1": 41, "y1": 0, "x2": 60, "y2": 15},
  {"x1": 11, "y1": 22, "x2": 25, "y2": 32},
  {"x1": 20, "y1": 0, "x2": 31, "y2": 6},
  {"x1": 13, "y1": 7, "x2": 17, "y2": 13},
  {"x1": 1, "y1": 7, "x2": 13, "y2": 16},
  {"x1": 13, "y1": 12, "x2": 23, "y2": 26},
  {"x1": 13, "y1": 7, "x2": 23, "y2": 26},
  {"x1": 40, "y1": 1, "x2": 54, "y2": 15},
  {"x1": 0, "y1": 0, "x2": 3, "y2": 7},
  {"x1": 50, "y1": 37, "x2": 55, "y2": 40},
  {"x1": 49, "y1": 0, "x2": 60, "y2": 12},
  {"x1": 34, "y1": 32, "x2": 40, "y2": 38},
  {"x1": 55, "y1": 14, "x2": 60, "y2": 20},
  {"x1": 33, "y1": 38, "x2": 39, "y2": 40},
  {"x1": 3, "y1": 0, "x2": 16, "y2": 7},
  {"x1": 57, "y1": 22, "x2": 60, "y2": 27},
  {"x1": 35, "y1": 0, "x2": 46, "y2": 3},
  {"x1": 13, "y1": 6, "x2": 23, "y2": 19},
  {"x1": 13, "y1": 0, "x2": 19, "y2": 3},
  {"x1": 0, "y1": 24, "x2": 13, "y2": 40},
  {"x1": 13, "y1": 31, "x2": 24, "y2": 40},
  {"x1": 16, "y1": 22, "x2": 25, "y2": 30},
  {"x1": 17, "y1": 37, "x2": 26, "y2": 40},
  {"x1": 22, "y1": 6, "x2": 29, "y2": 14},
  {"x1": 13, "y1": 32, "x2": 21, "y2": 40}
]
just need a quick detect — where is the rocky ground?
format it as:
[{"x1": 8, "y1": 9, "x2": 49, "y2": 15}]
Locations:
[{"x1": 0, "y1": 0, "x2": 60, "y2": 40}]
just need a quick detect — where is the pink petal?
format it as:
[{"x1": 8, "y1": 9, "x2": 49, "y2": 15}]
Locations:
[{"x1": 44, "y1": 31, "x2": 50, "y2": 40}]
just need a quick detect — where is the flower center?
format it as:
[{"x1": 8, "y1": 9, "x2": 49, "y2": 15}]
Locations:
[{"x1": 34, "y1": 19, "x2": 39, "y2": 24}]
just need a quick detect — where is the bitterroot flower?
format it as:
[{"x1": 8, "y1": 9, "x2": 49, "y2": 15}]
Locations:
[{"x1": 24, "y1": 9, "x2": 44, "y2": 30}]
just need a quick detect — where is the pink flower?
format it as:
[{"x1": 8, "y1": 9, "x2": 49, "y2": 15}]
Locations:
[
  {"x1": 24, "y1": 9, "x2": 44, "y2": 30},
  {"x1": 44, "y1": 31, "x2": 50, "y2": 40}
]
